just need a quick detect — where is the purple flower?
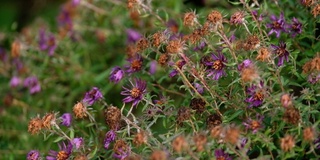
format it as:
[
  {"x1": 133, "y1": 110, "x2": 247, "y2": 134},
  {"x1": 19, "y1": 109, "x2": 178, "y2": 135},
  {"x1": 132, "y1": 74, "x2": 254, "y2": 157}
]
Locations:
[
  {"x1": 245, "y1": 81, "x2": 264, "y2": 108},
  {"x1": 214, "y1": 149, "x2": 232, "y2": 160},
  {"x1": 126, "y1": 29, "x2": 142, "y2": 44},
  {"x1": 266, "y1": 12, "x2": 286, "y2": 38},
  {"x1": 315, "y1": 137, "x2": 320, "y2": 150},
  {"x1": 271, "y1": 41, "x2": 290, "y2": 67},
  {"x1": 10, "y1": 76, "x2": 21, "y2": 88},
  {"x1": 113, "y1": 147, "x2": 131, "y2": 160},
  {"x1": 288, "y1": 17, "x2": 302, "y2": 37},
  {"x1": 72, "y1": 0, "x2": 80, "y2": 6},
  {"x1": 243, "y1": 114, "x2": 264, "y2": 133},
  {"x1": 72, "y1": 137, "x2": 83, "y2": 149},
  {"x1": 0, "y1": 47, "x2": 7, "y2": 62},
  {"x1": 38, "y1": 29, "x2": 57, "y2": 56},
  {"x1": 251, "y1": 10, "x2": 265, "y2": 21},
  {"x1": 121, "y1": 78, "x2": 147, "y2": 106},
  {"x1": 149, "y1": 61, "x2": 157, "y2": 75},
  {"x1": 12, "y1": 58, "x2": 24, "y2": 72},
  {"x1": 109, "y1": 66, "x2": 125, "y2": 83},
  {"x1": 193, "y1": 41, "x2": 207, "y2": 51},
  {"x1": 237, "y1": 59, "x2": 253, "y2": 71},
  {"x1": 27, "y1": 150, "x2": 40, "y2": 160},
  {"x1": 308, "y1": 73, "x2": 320, "y2": 84},
  {"x1": 169, "y1": 60, "x2": 186, "y2": 78},
  {"x1": 166, "y1": 19, "x2": 179, "y2": 33},
  {"x1": 240, "y1": 138, "x2": 248, "y2": 149},
  {"x1": 60, "y1": 113, "x2": 72, "y2": 127},
  {"x1": 193, "y1": 82, "x2": 204, "y2": 95},
  {"x1": 24, "y1": 76, "x2": 41, "y2": 94},
  {"x1": 125, "y1": 54, "x2": 143, "y2": 74},
  {"x1": 104, "y1": 130, "x2": 116, "y2": 149},
  {"x1": 46, "y1": 141, "x2": 73, "y2": 160},
  {"x1": 82, "y1": 87, "x2": 103, "y2": 106},
  {"x1": 203, "y1": 52, "x2": 227, "y2": 80}
]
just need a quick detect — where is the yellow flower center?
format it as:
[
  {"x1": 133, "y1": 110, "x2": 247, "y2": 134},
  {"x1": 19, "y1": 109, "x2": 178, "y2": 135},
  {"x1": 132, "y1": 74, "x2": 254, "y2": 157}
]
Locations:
[
  {"x1": 131, "y1": 88, "x2": 141, "y2": 98},
  {"x1": 213, "y1": 60, "x2": 223, "y2": 70}
]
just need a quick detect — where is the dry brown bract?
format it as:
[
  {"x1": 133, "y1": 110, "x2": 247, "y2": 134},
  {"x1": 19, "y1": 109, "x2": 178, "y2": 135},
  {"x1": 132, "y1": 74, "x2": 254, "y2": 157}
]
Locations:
[
  {"x1": 133, "y1": 131, "x2": 147, "y2": 146},
  {"x1": 172, "y1": 135, "x2": 188, "y2": 153},
  {"x1": 302, "y1": 56, "x2": 320, "y2": 73},
  {"x1": 311, "y1": 4, "x2": 320, "y2": 18},
  {"x1": 193, "y1": 133, "x2": 207, "y2": 152},
  {"x1": 283, "y1": 107, "x2": 300, "y2": 125},
  {"x1": 183, "y1": 12, "x2": 197, "y2": 27},
  {"x1": 303, "y1": 127, "x2": 316, "y2": 142},
  {"x1": 207, "y1": 10, "x2": 222, "y2": 24},
  {"x1": 104, "y1": 106, "x2": 121, "y2": 130},
  {"x1": 28, "y1": 117, "x2": 43, "y2": 135},
  {"x1": 73, "y1": 102, "x2": 87, "y2": 119},
  {"x1": 256, "y1": 47, "x2": 271, "y2": 62},
  {"x1": 150, "y1": 150, "x2": 167, "y2": 160},
  {"x1": 280, "y1": 135, "x2": 295, "y2": 152},
  {"x1": 42, "y1": 112, "x2": 56, "y2": 130}
]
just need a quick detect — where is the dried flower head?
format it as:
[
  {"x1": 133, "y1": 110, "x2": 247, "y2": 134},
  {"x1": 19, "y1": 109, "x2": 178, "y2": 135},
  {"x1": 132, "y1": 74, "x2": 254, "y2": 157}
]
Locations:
[
  {"x1": 166, "y1": 39, "x2": 184, "y2": 54},
  {"x1": 311, "y1": 4, "x2": 320, "y2": 18},
  {"x1": 133, "y1": 131, "x2": 147, "y2": 146},
  {"x1": 11, "y1": 40, "x2": 21, "y2": 58},
  {"x1": 158, "y1": 53, "x2": 169, "y2": 66},
  {"x1": 104, "y1": 106, "x2": 121, "y2": 130},
  {"x1": 230, "y1": 11, "x2": 245, "y2": 25},
  {"x1": 190, "y1": 98, "x2": 206, "y2": 114},
  {"x1": 193, "y1": 133, "x2": 207, "y2": 152},
  {"x1": 242, "y1": 35, "x2": 260, "y2": 51},
  {"x1": 74, "y1": 155, "x2": 88, "y2": 160},
  {"x1": 206, "y1": 114, "x2": 222, "y2": 129},
  {"x1": 256, "y1": 47, "x2": 271, "y2": 62},
  {"x1": 177, "y1": 107, "x2": 192, "y2": 125},
  {"x1": 223, "y1": 125, "x2": 240, "y2": 144},
  {"x1": 283, "y1": 107, "x2": 300, "y2": 125},
  {"x1": 301, "y1": 0, "x2": 314, "y2": 6},
  {"x1": 113, "y1": 140, "x2": 130, "y2": 159},
  {"x1": 280, "y1": 135, "x2": 295, "y2": 152},
  {"x1": 207, "y1": 10, "x2": 222, "y2": 24},
  {"x1": 127, "y1": 0, "x2": 138, "y2": 10},
  {"x1": 152, "y1": 32, "x2": 164, "y2": 47},
  {"x1": 136, "y1": 38, "x2": 149, "y2": 52},
  {"x1": 302, "y1": 56, "x2": 320, "y2": 73},
  {"x1": 42, "y1": 112, "x2": 56, "y2": 130},
  {"x1": 281, "y1": 94, "x2": 293, "y2": 108},
  {"x1": 150, "y1": 150, "x2": 167, "y2": 160},
  {"x1": 243, "y1": 114, "x2": 264, "y2": 133},
  {"x1": 238, "y1": 59, "x2": 259, "y2": 83},
  {"x1": 211, "y1": 125, "x2": 222, "y2": 139},
  {"x1": 183, "y1": 11, "x2": 197, "y2": 27},
  {"x1": 73, "y1": 102, "x2": 87, "y2": 119},
  {"x1": 172, "y1": 135, "x2": 188, "y2": 153},
  {"x1": 126, "y1": 45, "x2": 138, "y2": 58},
  {"x1": 303, "y1": 127, "x2": 316, "y2": 142}
]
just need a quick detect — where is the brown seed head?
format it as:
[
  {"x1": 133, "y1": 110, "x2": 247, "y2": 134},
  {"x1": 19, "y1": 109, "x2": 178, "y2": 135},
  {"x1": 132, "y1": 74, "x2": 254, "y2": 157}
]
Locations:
[
  {"x1": 311, "y1": 4, "x2": 320, "y2": 18},
  {"x1": 207, "y1": 10, "x2": 222, "y2": 24},
  {"x1": 256, "y1": 47, "x2": 271, "y2": 62},
  {"x1": 280, "y1": 135, "x2": 295, "y2": 152},
  {"x1": 172, "y1": 135, "x2": 188, "y2": 153},
  {"x1": 193, "y1": 133, "x2": 207, "y2": 152},
  {"x1": 283, "y1": 107, "x2": 300, "y2": 125},
  {"x1": 152, "y1": 32, "x2": 164, "y2": 47},
  {"x1": 137, "y1": 38, "x2": 149, "y2": 52},
  {"x1": 190, "y1": 98, "x2": 206, "y2": 114},
  {"x1": 301, "y1": 0, "x2": 314, "y2": 6},
  {"x1": 177, "y1": 107, "x2": 191, "y2": 125},
  {"x1": 166, "y1": 39, "x2": 184, "y2": 54},
  {"x1": 11, "y1": 40, "x2": 21, "y2": 58},
  {"x1": 241, "y1": 66, "x2": 259, "y2": 83},
  {"x1": 74, "y1": 155, "x2": 88, "y2": 160},
  {"x1": 206, "y1": 114, "x2": 222, "y2": 129},
  {"x1": 133, "y1": 131, "x2": 147, "y2": 146},
  {"x1": 105, "y1": 106, "x2": 121, "y2": 130},
  {"x1": 242, "y1": 35, "x2": 260, "y2": 51},
  {"x1": 280, "y1": 94, "x2": 292, "y2": 108},
  {"x1": 303, "y1": 127, "x2": 315, "y2": 142},
  {"x1": 113, "y1": 140, "x2": 130, "y2": 156},
  {"x1": 188, "y1": 29, "x2": 202, "y2": 44},
  {"x1": 73, "y1": 102, "x2": 87, "y2": 119},
  {"x1": 42, "y1": 112, "x2": 56, "y2": 130},
  {"x1": 127, "y1": 0, "x2": 138, "y2": 9},
  {"x1": 28, "y1": 117, "x2": 43, "y2": 135},
  {"x1": 210, "y1": 125, "x2": 222, "y2": 139},
  {"x1": 223, "y1": 125, "x2": 240, "y2": 144},
  {"x1": 183, "y1": 12, "x2": 197, "y2": 27},
  {"x1": 150, "y1": 150, "x2": 167, "y2": 160},
  {"x1": 3, "y1": 94, "x2": 14, "y2": 106},
  {"x1": 158, "y1": 54, "x2": 169, "y2": 66},
  {"x1": 230, "y1": 11, "x2": 245, "y2": 25},
  {"x1": 126, "y1": 45, "x2": 138, "y2": 58},
  {"x1": 302, "y1": 56, "x2": 320, "y2": 73}
]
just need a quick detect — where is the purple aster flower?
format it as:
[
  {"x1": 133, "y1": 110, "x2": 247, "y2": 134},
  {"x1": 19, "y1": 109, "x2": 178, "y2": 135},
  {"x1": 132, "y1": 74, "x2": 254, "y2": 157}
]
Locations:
[
  {"x1": 193, "y1": 82, "x2": 204, "y2": 95},
  {"x1": 60, "y1": 113, "x2": 72, "y2": 127},
  {"x1": 10, "y1": 76, "x2": 21, "y2": 88},
  {"x1": 288, "y1": 17, "x2": 302, "y2": 37},
  {"x1": 126, "y1": 29, "x2": 142, "y2": 44},
  {"x1": 72, "y1": 137, "x2": 83, "y2": 149},
  {"x1": 113, "y1": 145, "x2": 131, "y2": 160},
  {"x1": 24, "y1": 76, "x2": 41, "y2": 94},
  {"x1": 266, "y1": 12, "x2": 286, "y2": 38},
  {"x1": 243, "y1": 114, "x2": 264, "y2": 133},
  {"x1": 149, "y1": 60, "x2": 157, "y2": 75},
  {"x1": 38, "y1": 29, "x2": 57, "y2": 56},
  {"x1": 203, "y1": 52, "x2": 227, "y2": 80},
  {"x1": 193, "y1": 41, "x2": 207, "y2": 51},
  {"x1": 104, "y1": 130, "x2": 116, "y2": 149},
  {"x1": 72, "y1": 0, "x2": 81, "y2": 6},
  {"x1": 315, "y1": 137, "x2": 320, "y2": 150},
  {"x1": 125, "y1": 54, "x2": 143, "y2": 74},
  {"x1": 46, "y1": 141, "x2": 73, "y2": 160},
  {"x1": 271, "y1": 41, "x2": 290, "y2": 67},
  {"x1": 109, "y1": 66, "x2": 125, "y2": 83},
  {"x1": 308, "y1": 73, "x2": 320, "y2": 84},
  {"x1": 0, "y1": 47, "x2": 7, "y2": 62},
  {"x1": 12, "y1": 58, "x2": 24, "y2": 72},
  {"x1": 240, "y1": 138, "x2": 248, "y2": 149},
  {"x1": 214, "y1": 149, "x2": 232, "y2": 160},
  {"x1": 27, "y1": 150, "x2": 40, "y2": 160},
  {"x1": 245, "y1": 81, "x2": 264, "y2": 108},
  {"x1": 169, "y1": 60, "x2": 186, "y2": 78},
  {"x1": 166, "y1": 19, "x2": 179, "y2": 33},
  {"x1": 237, "y1": 59, "x2": 253, "y2": 71},
  {"x1": 251, "y1": 10, "x2": 265, "y2": 21},
  {"x1": 82, "y1": 87, "x2": 103, "y2": 106},
  {"x1": 121, "y1": 78, "x2": 147, "y2": 106}
]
